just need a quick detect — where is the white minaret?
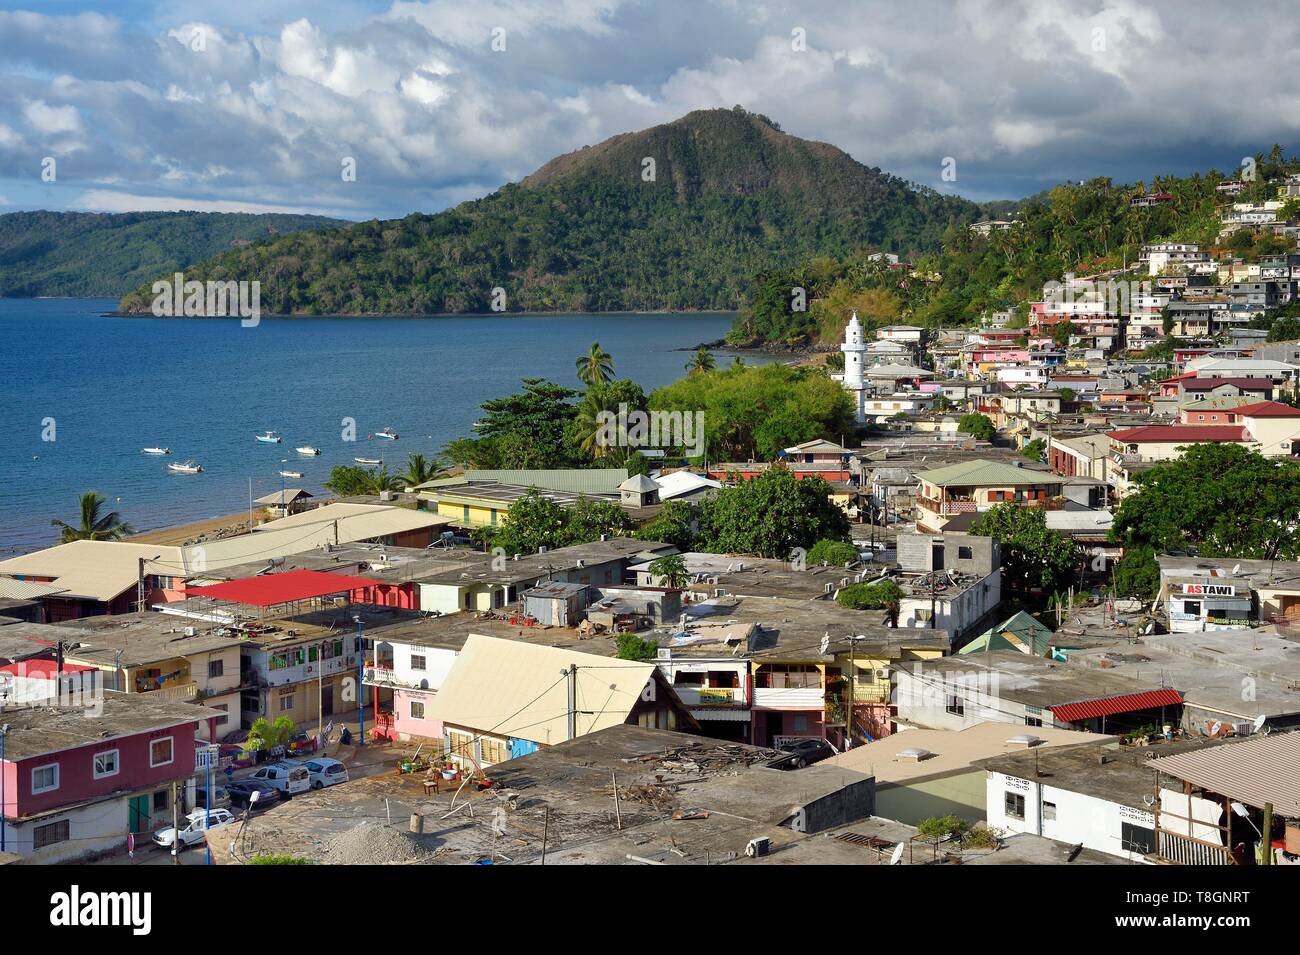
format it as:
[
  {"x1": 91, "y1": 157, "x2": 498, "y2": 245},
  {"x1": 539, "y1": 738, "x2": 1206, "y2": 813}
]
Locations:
[{"x1": 841, "y1": 310, "x2": 867, "y2": 422}]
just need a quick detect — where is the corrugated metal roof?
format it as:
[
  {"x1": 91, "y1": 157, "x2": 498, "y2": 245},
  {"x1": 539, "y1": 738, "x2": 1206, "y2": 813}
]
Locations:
[
  {"x1": 418, "y1": 469, "x2": 629, "y2": 495},
  {"x1": 1149, "y1": 732, "x2": 1300, "y2": 817},
  {"x1": 1051, "y1": 689, "x2": 1183, "y2": 723},
  {"x1": 0, "y1": 541, "x2": 185, "y2": 602},
  {"x1": 916, "y1": 459, "x2": 1054, "y2": 488},
  {"x1": 0, "y1": 578, "x2": 69, "y2": 600}
]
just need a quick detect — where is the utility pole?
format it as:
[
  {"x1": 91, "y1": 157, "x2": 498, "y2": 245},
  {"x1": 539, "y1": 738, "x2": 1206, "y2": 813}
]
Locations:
[
  {"x1": 171, "y1": 779, "x2": 180, "y2": 865},
  {"x1": 1262, "y1": 803, "x2": 1274, "y2": 866}
]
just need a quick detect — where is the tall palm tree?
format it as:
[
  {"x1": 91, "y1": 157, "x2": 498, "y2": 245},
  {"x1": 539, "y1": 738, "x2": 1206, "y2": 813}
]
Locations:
[
  {"x1": 575, "y1": 341, "x2": 615, "y2": 386},
  {"x1": 399, "y1": 452, "x2": 445, "y2": 489},
  {"x1": 685, "y1": 347, "x2": 716, "y2": 375},
  {"x1": 366, "y1": 466, "x2": 403, "y2": 494},
  {"x1": 51, "y1": 491, "x2": 134, "y2": 543}
]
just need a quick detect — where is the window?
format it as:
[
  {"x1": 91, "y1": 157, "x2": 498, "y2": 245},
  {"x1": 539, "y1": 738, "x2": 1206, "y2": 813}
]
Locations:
[
  {"x1": 1025, "y1": 716, "x2": 1043, "y2": 727},
  {"x1": 1183, "y1": 600, "x2": 1201, "y2": 617},
  {"x1": 1121, "y1": 822, "x2": 1156, "y2": 855},
  {"x1": 149, "y1": 737, "x2": 174, "y2": 768},
  {"x1": 31, "y1": 764, "x2": 59, "y2": 794},
  {"x1": 1004, "y1": 792, "x2": 1025, "y2": 820},
  {"x1": 448, "y1": 730, "x2": 474, "y2": 760},
  {"x1": 93, "y1": 749, "x2": 119, "y2": 779},
  {"x1": 958, "y1": 546, "x2": 973, "y2": 560},
  {"x1": 279, "y1": 694, "x2": 295, "y2": 712},
  {"x1": 480, "y1": 737, "x2": 507, "y2": 765},
  {"x1": 33, "y1": 819, "x2": 70, "y2": 850},
  {"x1": 208, "y1": 658, "x2": 224, "y2": 679},
  {"x1": 153, "y1": 789, "x2": 169, "y2": 812},
  {"x1": 213, "y1": 704, "x2": 229, "y2": 727},
  {"x1": 409, "y1": 701, "x2": 425, "y2": 720},
  {"x1": 410, "y1": 654, "x2": 426, "y2": 672},
  {"x1": 1043, "y1": 801, "x2": 1057, "y2": 822},
  {"x1": 462, "y1": 504, "x2": 470, "y2": 522},
  {"x1": 674, "y1": 672, "x2": 705, "y2": 685},
  {"x1": 792, "y1": 714, "x2": 809, "y2": 733},
  {"x1": 946, "y1": 694, "x2": 965, "y2": 716}
]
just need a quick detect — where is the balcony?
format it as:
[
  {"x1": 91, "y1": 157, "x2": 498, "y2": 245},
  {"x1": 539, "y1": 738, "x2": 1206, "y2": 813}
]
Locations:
[
  {"x1": 673, "y1": 686, "x2": 747, "y2": 708},
  {"x1": 362, "y1": 665, "x2": 422, "y2": 689},
  {"x1": 917, "y1": 496, "x2": 979, "y2": 517},
  {"x1": 753, "y1": 686, "x2": 824, "y2": 709},
  {"x1": 150, "y1": 681, "x2": 198, "y2": 702}
]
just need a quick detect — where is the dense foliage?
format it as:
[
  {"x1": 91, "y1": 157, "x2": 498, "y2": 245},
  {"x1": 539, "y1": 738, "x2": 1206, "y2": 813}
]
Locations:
[
  {"x1": 695, "y1": 469, "x2": 850, "y2": 558},
  {"x1": 119, "y1": 108, "x2": 978, "y2": 315},
  {"x1": 487, "y1": 488, "x2": 633, "y2": 555},
  {"x1": 0, "y1": 210, "x2": 343, "y2": 298},
  {"x1": 732, "y1": 146, "x2": 1300, "y2": 344},
  {"x1": 972, "y1": 503, "x2": 1078, "y2": 594},
  {"x1": 836, "y1": 579, "x2": 904, "y2": 610},
  {"x1": 807, "y1": 539, "x2": 860, "y2": 566},
  {"x1": 648, "y1": 362, "x2": 857, "y2": 462},
  {"x1": 1111, "y1": 444, "x2": 1300, "y2": 560}
]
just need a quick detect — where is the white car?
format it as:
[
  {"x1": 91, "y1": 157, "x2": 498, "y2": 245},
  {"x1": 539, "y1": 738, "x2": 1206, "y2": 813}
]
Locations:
[
  {"x1": 153, "y1": 808, "x2": 236, "y2": 849},
  {"x1": 250, "y1": 761, "x2": 311, "y2": 796},
  {"x1": 300, "y1": 757, "x2": 349, "y2": 790}
]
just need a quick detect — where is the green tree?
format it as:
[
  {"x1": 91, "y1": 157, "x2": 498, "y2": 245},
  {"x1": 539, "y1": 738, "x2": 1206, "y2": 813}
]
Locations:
[
  {"x1": 972, "y1": 503, "x2": 1078, "y2": 594},
  {"x1": 323, "y1": 465, "x2": 376, "y2": 496},
  {"x1": 488, "y1": 488, "x2": 571, "y2": 556},
  {"x1": 51, "y1": 491, "x2": 135, "y2": 542},
  {"x1": 1111, "y1": 444, "x2": 1300, "y2": 559},
  {"x1": 647, "y1": 553, "x2": 689, "y2": 588},
  {"x1": 685, "y1": 347, "x2": 716, "y2": 375},
  {"x1": 575, "y1": 341, "x2": 615, "y2": 386},
  {"x1": 444, "y1": 378, "x2": 580, "y2": 469},
  {"x1": 1050, "y1": 320, "x2": 1077, "y2": 347},
  {"x1": 1114, "y1": 545, "x2": 1161, "y2": 600},
  {"x1": 957, "y1": 413, "x2": 997, "y2": 442},
  {"x1": 563, "y1": 496, "x2": 635, "y2": 544},
  {"x1": 245, "y1": 716, "x2": 296, "y2": 753},
  {"x1": 398, "y1": 453, "x2": 444, "y2": 489},
  {"x1": 1021, "y1": 438, "x2": 1046, "y2": 461},
  {"x1": 696, "y1": 469, "x2": 850, "y2": 558},
  {"x1": 807, "y1": 538, "x2": 860, "y2": 566},
  {"x1": 635, "y1": 500, "x2": 696, "y2": 550}
]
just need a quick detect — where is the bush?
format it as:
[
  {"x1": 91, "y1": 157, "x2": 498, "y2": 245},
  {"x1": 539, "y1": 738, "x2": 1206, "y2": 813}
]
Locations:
[
  {"x1": 248, "y1": 854, "x2": 315, "y2": 865},
  {"x1": 616, "y1": 633, "x2": 658, "y2": 661},
  {"x1": 807, "y1": 539, "x2": 859, "y2": 566},
  {"x1": 836, "y1": 579, "x2": 903, "y2": 610}
]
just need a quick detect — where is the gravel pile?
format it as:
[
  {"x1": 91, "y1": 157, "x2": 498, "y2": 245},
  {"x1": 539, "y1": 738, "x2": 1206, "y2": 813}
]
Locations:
[{"x1": 317, "y1": 822, "x2": 441, "y2": 865}]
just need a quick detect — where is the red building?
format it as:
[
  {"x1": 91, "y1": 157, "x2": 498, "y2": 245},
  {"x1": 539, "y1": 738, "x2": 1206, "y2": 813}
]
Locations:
[{"x1": 0, "y1": 691, "x2": 222, "y2": 861}]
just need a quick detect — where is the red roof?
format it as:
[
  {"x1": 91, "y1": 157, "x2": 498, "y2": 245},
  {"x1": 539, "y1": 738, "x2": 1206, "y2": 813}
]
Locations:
[
  {"x1": 1051, "y1": 689, "x2": 1183, "y2": 723},
  {"x1": 1106, "y1": 425, "x2": 1247, "y2": 443},
  {"x1": 188, "y1": 569, "x2": 379, "y2": 607},
  {"x1": 1182, "y1": 377, "x2": 1272, "y2": 392},
  {"x1": 0, "y1": 659, "x2": 95, "y2": 678},
  {"x1": 1234, "y1": 400, "x2": 1300, "y2": 418}
]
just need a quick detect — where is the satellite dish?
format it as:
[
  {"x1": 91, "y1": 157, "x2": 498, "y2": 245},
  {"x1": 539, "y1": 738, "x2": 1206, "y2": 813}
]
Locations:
[
  {"x1": 889, "y1": 843, "x2": 905, "y2": 866},
  {"x1": 1143, "y1": 794, "x2": 1155, "y2": 808},
  {"x1": 819, "y1": 632, "x2": 830, "y2": 656},
  {"x1": 1253, "y1": 714, "x2": 1267, "y2": 732},
  {"x1": 1232, "y1": 564, "x2": 1241, "y2": 576}
]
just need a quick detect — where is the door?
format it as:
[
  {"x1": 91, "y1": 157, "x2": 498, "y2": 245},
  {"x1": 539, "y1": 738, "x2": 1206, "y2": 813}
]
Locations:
[
  {"x1": 321, "y1": 685, "x2": 334, "y2": 717},
  {"x1": 129, "y1": 795, "x2": 150, "y2": 834}
]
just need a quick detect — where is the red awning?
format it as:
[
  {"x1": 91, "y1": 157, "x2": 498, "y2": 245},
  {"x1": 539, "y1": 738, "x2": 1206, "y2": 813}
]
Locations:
[
  {"x1": 188, "y1": 569, "x2": 378, "y2": 607},
  {"x1": 1051, "y1": 689, "x2": 1183, "y2": 723}
]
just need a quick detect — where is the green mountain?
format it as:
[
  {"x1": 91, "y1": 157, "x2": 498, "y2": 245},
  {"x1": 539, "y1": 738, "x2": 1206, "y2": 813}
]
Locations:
[
  {"x1": 0, "y1": 210, "x2": 347, "y2": 298},
  {"x1": 734, "y1": 146, "x2": 1300, "y2": 344},
  {"x1": 118, "y1": 107, "x2": 982, "y2": 315}
]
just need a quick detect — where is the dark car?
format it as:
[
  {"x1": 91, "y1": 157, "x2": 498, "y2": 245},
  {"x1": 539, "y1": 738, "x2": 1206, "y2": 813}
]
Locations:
[
  {"x1": 225, "y1": 779, "x2": 281, "y2": 810},
  {"x1": 768, "y1": 738, "x2": 837, "y2": 770}
]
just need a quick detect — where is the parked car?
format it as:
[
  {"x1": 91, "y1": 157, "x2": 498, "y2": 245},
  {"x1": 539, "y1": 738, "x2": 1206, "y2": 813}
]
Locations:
[
  {"x1": 225, "y1": 779, "x2": 281, "y2": 811},
  {"x1": 153, "y1": 808, "x2": 236, "y2": 849},
  {"x1": 300, "y1": 757, "x2": 349, "y2": 790},
  {"x1": 250, "y1": 761, "x2": 311, "y2": 796},
  {"x1": 286, "y1": 732, "x2": 319, "y2": 757},
  {"x1": 768, "y1": 738, "x2": 837, "y2": 770},
  {"x1": 193, "y1": 785, "x2": 231, "y2": 811}
]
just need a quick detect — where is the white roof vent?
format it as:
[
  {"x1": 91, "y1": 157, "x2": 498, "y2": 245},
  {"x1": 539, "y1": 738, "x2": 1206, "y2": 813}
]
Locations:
[
  {"x1": 897, "y1": 748, "x2": 932, "y2": 761},
  {"x1": 1006, "y1": 734, "x2": 1043, "y2": 748}
]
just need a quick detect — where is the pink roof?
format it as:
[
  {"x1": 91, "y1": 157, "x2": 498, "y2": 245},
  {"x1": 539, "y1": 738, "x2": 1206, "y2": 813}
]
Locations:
[
  {"x1": 1107, "y1": 426, "x2": 1248, "y2": 443},
  {"x1": 187, "y1": 569, "x2": 379, "y2": 607}
]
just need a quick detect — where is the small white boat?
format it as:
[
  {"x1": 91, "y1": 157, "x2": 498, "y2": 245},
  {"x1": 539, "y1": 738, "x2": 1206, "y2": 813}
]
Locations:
[
  {"x1": 255, "y1": 431, "x2": 283, "y2": 444},
  {"x1": 374, "y1": 427, "x2": 399, "y2": 440},
  {"x1": 168, "y1": 460, "x2": 202, "y2": 474},
  {"x1": 296, "y1": 446, "x2": 321, "y2": 456},
  {"x1": 354, "y1": 457, "x2": 382, "y2": 466},
  {"x1": 142, "y1": 447, "x2": 170, "y2": 456},
  {"x1": 278, "y1": 470, "x2": 304, "y2": 479}
]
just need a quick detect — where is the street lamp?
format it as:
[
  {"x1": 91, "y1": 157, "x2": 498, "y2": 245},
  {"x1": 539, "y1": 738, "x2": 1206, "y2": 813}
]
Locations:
[{"x1": 353, "y1": 614, "x2": 365, "y2": 747}]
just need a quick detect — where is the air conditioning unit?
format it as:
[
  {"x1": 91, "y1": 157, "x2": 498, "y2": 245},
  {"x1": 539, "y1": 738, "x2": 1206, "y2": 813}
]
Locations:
[
  {"x1": 745, "y1": 836, "x2": 771, "y2": 858},
  {"x1": 875, "y1": 668, "x2": 890, "y2": 679}
]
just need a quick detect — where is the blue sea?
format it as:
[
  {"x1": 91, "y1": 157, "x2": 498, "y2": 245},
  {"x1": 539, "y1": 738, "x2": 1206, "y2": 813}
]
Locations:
[{"x1": 0, "y1": 299, "x2": 750, "y2": 554}]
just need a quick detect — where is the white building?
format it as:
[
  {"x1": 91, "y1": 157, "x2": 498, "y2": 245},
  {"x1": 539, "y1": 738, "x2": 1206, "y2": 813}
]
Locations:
[{"x1": 841, "y1": 311, "x2": 867, "y2": 423}]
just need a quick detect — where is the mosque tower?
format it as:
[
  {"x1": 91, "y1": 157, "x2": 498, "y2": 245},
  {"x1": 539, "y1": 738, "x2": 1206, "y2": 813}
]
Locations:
[{"x1": 841, "y1": 310, "x2": 867, "y2": 422}]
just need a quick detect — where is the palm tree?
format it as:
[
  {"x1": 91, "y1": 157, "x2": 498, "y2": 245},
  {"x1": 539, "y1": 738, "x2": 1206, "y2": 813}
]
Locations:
[
  {"x1": 685, "y1": 347, "x2": 716, "y2": 375},
  {"x1": 399, "y1": 452, "x2": 444, "y2": 489},
  {"x1": 51, "y1": 491, "x2": 134, "y2": 543},
  {"x1": 366, "y1": 466, "x2": 403, "y2": 494},
  {"x1": 576, "y1": 341, "x2": 615, "y2": 386}
]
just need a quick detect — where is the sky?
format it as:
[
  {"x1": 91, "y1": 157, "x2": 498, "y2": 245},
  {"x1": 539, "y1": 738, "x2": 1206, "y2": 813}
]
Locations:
[{"x1": 2, "y1": 0, "x2": 1300, "y2": 221}]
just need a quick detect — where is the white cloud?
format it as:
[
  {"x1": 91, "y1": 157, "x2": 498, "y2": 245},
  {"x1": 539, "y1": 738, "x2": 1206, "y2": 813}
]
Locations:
[
  {"x1": 23, "y1": 99, "x2": 83, "y2": 136},
  {"x1": 71, "y1": 189, "x2": 329, "y2": 215}
]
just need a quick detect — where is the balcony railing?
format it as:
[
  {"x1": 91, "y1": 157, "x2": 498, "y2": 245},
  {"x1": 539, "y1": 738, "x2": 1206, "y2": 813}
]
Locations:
[
  {"x1": 753, "y1": 686, "x2": 825, "y2": 709},
  {"x1": 149, "y1": 681, "x2": 198, "y2": 702},
  {"x1": 1157, "y1": 830, "x2": 1232, "y2": 865}
]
